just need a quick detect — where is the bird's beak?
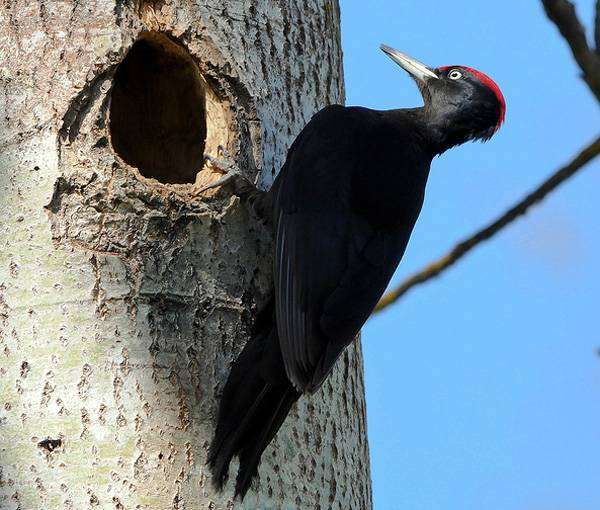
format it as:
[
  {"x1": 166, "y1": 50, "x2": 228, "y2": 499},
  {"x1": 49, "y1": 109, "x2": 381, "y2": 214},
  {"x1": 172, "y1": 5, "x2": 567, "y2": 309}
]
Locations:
[{"x1": 380, "y1": 44, "x2": 438, "y2": 82}]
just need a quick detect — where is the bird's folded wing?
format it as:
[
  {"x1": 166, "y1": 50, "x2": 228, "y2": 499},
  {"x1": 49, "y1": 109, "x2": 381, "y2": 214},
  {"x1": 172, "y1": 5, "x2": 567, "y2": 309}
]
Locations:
[{"x1": 273, "y1": 106, "x2": 391, "y2": 392}]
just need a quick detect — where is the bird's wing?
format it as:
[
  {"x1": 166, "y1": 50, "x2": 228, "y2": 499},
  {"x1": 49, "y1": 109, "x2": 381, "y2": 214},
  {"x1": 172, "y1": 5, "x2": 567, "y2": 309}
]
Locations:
[
  {"x1": 273, "y1": 106, "x2": 405, "y2": 392},
  {"x1": 305, "y1": 228, "x2": 406, "y2": 390}
]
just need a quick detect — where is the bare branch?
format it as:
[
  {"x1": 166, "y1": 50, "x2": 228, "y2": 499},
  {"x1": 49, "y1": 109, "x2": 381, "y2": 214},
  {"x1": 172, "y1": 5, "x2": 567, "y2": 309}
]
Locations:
[
  {"x1": 373, "y1": 135, "x2": 600, "y2": 314},
  {"x1": 542, "y1": 0, "x2": 600, "y2": 102}
]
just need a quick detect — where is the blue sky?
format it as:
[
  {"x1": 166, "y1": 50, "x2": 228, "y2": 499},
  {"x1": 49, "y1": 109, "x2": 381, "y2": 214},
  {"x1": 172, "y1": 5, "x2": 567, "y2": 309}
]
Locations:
[{"x1": 340, "y1": 1, "x2": 600, "y2": 509}]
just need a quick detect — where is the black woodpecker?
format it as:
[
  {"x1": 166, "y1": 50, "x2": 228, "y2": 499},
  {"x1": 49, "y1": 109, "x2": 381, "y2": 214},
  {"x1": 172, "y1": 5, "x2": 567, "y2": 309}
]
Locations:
[{"x1": 203, "y1": 44, "x2": 506, "y2": 499}]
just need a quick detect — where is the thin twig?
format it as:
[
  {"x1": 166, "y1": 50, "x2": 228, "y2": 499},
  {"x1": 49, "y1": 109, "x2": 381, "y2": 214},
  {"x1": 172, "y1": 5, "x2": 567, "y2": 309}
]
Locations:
[
  {"x1": 373, "y1": 135, "x2": 600, "y2": 314},
  {"x1": 542, "y1": 0, "x2": 600, "y2": 102}
]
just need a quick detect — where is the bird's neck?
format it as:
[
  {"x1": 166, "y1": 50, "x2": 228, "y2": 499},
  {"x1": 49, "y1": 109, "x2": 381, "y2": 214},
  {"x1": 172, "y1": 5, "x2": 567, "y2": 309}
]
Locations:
[
  {"x1": 387, "y1": 108, "x2": 433, "y2": 153},
  {"x1": 409, "y1": 107, "x2": 475, "y2": 155}
]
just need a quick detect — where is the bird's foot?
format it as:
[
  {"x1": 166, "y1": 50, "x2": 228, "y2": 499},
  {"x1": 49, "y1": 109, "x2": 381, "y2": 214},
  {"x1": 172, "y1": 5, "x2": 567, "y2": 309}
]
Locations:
[
  {"x1": 196, "y1": 147, "x2": 256, "y2": 198},
  {"x1": 196, "y1": 148, "x2": 270, "y2": 223}
]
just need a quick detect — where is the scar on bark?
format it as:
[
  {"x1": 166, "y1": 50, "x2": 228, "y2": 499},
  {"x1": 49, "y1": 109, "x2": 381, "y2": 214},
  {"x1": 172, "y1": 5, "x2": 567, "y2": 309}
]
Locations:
[
  {"x1": 37, "y1": 438, "x2": 63, "y2": 453},
  {"x1": 59, "y1": 68, "x2": 114, "y2": 144}
]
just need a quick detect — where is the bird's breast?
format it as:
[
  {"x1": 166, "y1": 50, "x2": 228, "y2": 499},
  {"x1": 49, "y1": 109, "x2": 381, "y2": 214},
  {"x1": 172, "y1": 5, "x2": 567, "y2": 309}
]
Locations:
[{"x1": 352, "y1": 153, "x2": 430, "y2": 232}]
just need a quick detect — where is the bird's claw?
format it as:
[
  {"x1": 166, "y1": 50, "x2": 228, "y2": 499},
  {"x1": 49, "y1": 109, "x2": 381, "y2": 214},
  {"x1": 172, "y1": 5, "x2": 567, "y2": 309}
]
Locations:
[
  {"x1": 196, "y1": 169, "x2": 241, "y2": 194},
  {"x1": 203, "y1": 150, "x2": 236, "y2": 173},
  {"x1": 196, "y1": 150, "x2": 254, "y2": 196}
]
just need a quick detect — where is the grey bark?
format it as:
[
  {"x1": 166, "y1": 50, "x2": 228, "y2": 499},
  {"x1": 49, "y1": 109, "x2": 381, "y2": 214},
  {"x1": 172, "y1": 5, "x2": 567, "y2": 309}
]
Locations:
[{"x1": 0, "y1": 1, "x2": 372, "y2": 509}]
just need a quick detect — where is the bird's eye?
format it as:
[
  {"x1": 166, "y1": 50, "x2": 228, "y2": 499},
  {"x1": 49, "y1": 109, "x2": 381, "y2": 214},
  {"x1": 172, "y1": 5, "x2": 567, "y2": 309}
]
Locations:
[{"x1": 448, "y1": 69, "x2": 463, "y2": 80}]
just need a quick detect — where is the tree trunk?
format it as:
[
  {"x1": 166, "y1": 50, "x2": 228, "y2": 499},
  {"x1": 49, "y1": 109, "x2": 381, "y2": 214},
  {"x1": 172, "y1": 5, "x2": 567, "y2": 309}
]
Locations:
[{"x1": 0, "y1": 1, "x2": 372, "y2": 509}]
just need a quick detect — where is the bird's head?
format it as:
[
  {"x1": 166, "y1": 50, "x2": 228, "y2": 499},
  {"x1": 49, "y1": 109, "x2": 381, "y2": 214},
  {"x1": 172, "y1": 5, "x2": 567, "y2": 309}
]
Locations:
[{"x1": 381, "y1": 44, "x2": 505, "y2": 151}]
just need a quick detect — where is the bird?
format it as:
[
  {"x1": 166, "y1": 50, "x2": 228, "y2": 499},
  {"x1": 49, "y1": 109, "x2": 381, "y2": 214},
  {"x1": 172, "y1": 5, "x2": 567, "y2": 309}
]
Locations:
[{"x1": 202, "y1": 44, "x2": 506, "y2": 499}]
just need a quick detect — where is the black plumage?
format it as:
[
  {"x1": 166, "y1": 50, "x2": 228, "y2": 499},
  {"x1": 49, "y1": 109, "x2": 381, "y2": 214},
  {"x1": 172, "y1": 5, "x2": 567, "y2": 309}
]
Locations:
[{"x1": 208, "y1": 45, "x2": 506, "y2": 499}]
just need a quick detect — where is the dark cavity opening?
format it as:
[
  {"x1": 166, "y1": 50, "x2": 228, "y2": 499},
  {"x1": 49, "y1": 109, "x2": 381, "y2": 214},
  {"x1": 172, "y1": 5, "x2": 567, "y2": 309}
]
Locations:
[{"x1": 109, "y1": 33, "x2": 206, "y2": 184}]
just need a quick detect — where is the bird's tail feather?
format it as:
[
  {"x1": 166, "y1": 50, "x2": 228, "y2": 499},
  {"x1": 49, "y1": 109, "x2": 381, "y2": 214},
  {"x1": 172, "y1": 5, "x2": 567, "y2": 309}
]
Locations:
[
  {"x1": 208, "y1": 328, "x2": 299, "y2": 499},
  {"x1": 234, "y1": 385, "x2": 298, "y2": 497}
]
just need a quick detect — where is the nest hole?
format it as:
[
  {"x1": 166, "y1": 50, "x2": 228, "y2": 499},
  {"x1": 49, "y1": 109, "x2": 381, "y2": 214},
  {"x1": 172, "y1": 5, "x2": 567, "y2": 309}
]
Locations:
[{"x1": 109, "y1": 33, "x2": 210, "y2": 184}]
